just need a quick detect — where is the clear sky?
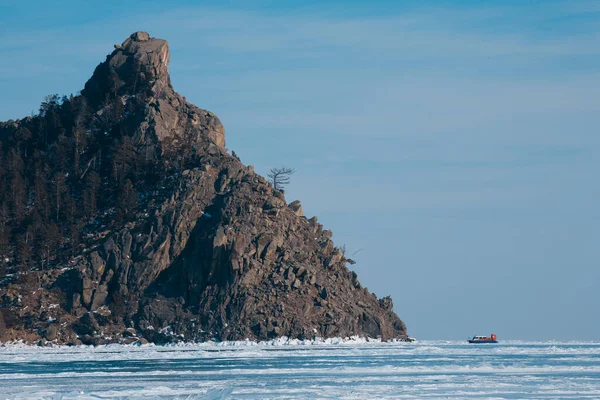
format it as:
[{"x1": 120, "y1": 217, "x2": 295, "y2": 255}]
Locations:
[{"x1": 1, "y1": 0, "x2": 599, "y2": 340}]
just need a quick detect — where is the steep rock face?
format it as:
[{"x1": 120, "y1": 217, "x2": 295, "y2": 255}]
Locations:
[
  {"x1": 83, "y1": 32, "x2": 225, "y2": 153},
  {"x1": 0, "y1": 32, "x2": 407, "y2": 344}
]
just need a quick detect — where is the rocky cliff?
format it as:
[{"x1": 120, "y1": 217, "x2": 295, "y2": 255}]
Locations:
[{"x1": 0, "y1": 32, "x2": 407, "y2": 345}]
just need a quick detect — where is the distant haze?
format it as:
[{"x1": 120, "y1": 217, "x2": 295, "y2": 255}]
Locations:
[{"x1": 1, "y1": 0, "x2": 598, "y2": 340}]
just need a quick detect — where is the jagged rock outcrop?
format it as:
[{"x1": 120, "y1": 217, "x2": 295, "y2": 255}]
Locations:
[
  {"x1": 83, "y1": 32, "x2": 225, "y2": 153},
  {"x1": 0, "y1": 32, "x2": 407, "y2": 345}
]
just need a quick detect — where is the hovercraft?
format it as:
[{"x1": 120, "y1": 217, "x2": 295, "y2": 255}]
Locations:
[{"x1": 468, "y1": 334, "x2": 498, "y2": 343}]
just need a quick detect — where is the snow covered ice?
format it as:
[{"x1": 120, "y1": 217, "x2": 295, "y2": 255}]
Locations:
[{"x1": 1, "y1": 339, "x2": 600, "y2": 399}]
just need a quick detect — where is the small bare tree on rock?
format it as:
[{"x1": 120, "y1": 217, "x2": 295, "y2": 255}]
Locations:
[
  {"x1": 341, "y1": 244, "x2": 358, "y2": 265},
  {"x1": 268, "y1": 167, "x2": 295, "y2": 192}
]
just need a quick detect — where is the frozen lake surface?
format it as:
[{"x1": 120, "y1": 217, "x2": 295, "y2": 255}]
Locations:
[{"x1": 1, "y1": 339, "x2": 599, "y2": 399}]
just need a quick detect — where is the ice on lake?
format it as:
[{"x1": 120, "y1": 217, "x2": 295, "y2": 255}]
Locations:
[{"x1": 1, "y1": 338, "x2": 599, "y2": 399}]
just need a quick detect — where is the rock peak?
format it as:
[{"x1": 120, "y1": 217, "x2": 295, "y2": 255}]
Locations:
[
  {"x1": 83, "y1": 32, "x2": 171, "y2": 106},
  {"x1": 81, "y1": 32, "x2": 226, "y2": 149}
]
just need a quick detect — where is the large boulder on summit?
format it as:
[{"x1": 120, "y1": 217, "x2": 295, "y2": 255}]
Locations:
[{"x1": 0, "y1": 32, "x2": 408, "y2": 344}]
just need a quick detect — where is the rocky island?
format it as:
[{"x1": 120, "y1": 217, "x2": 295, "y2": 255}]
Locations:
[{"x1": 0, "y1": 32, "x2": 407, "y2": 345}]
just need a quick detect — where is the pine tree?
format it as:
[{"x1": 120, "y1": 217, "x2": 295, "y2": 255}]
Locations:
[
  {"x1": 116, "y1": 179, "x2": 137, "y2": 223},
  {"x1": 112, "y1": 137, "x2": 137, "y2": 182}
]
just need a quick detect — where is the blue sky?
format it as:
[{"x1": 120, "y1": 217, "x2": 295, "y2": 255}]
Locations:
[{"x1": 1, "y1": 0, "x2": 599, "y2": 340}]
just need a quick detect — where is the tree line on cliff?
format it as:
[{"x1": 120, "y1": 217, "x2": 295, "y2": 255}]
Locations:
[{"x1": 0, "y1": 93, "x2": 176, "y2": 278}]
